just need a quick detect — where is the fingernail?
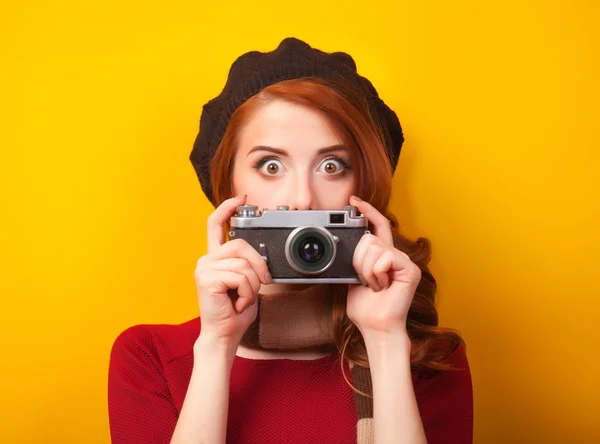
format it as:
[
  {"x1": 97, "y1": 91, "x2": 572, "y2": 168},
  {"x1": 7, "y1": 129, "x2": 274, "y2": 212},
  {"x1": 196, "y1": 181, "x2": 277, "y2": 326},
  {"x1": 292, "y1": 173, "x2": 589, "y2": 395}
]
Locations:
[
  {"x1": 265, "y1": 271, "x2": 272, "y2": 284},
  {"x1": 235, "y1": 301, "x2": 244, "y2": 314},
  {"x1": 235, "y1": 194, "x2": 247, "y2": 199},
  {"x1": 351, "y1": 195, "x2": 362, "y2": 202}
]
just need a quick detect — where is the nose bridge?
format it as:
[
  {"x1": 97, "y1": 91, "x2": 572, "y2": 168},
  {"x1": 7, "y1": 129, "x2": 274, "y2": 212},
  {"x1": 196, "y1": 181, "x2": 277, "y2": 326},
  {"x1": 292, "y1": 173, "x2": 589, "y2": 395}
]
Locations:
[{"x1": 288, "y1": 169, "x2": 313, "y2": 210}]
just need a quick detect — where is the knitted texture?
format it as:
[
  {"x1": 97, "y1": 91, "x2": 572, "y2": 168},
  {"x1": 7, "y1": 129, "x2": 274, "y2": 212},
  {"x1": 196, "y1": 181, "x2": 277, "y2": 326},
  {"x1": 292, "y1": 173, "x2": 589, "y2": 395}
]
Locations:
[
  {"x1": 190, "y1": 37, "x2": 404, "y2": 206},
  {"x1": 108, "y1": 318, "x2": 474, "y2": 443},
  {"x1": 239, "y1": 284, "x2": 335, "y2": 349}
]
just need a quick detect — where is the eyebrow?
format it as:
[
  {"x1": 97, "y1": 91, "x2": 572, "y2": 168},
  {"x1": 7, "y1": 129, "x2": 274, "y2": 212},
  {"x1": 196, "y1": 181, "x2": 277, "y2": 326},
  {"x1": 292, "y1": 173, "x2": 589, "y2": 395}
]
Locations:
[{"x1": 246, "y1": 144, "x2": 347, "y2": 157}]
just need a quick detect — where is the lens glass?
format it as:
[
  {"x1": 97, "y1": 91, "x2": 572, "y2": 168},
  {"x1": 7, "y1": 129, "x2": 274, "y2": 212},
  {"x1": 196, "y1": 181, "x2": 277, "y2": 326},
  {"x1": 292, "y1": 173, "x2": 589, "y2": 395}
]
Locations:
[
  {"x1": 298, "y1": 236, "x2": 325, "y2": 263},
  {"x1": 286, "y1": 226, "x2": 336, "y2": 275}
]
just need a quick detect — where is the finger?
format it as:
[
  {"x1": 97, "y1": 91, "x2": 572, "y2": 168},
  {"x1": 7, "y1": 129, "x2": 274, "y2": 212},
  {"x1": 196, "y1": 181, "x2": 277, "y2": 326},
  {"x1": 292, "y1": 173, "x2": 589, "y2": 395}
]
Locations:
[
  {"x1": 374, "y1": 250, "x2": 422, "y2": 287},
  {"x1": 352, "y1": 233, "x2": 376, "y2": 285},
  {"x1": 212, "y1": 258, "x2": 262, "y2": 295},
  {"x1": 213, "y1": 238, "x2": 271, "y2": 285},
  {"x1": 362, "y1": 244, "x2": 385, "y2": 292},
  {"x1": 349, "y1": 196, "x2": 394, "y2": 246},
  {"x1": 207, "y1": 195, "x2": 247, "y2": 254},
  {"x1": 209, "y1": 270, "x2": 256, "y2": 313},
  {"x1": 372, "y1": 250, "x2": 395, "y2": 289}
]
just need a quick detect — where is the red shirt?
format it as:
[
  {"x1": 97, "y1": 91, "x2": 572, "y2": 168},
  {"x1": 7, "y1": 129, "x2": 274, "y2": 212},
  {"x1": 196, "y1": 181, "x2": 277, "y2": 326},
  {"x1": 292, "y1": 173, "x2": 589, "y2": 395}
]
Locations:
[{"x1": 108, "y1": 317, "x2": 473, "y2": 443}]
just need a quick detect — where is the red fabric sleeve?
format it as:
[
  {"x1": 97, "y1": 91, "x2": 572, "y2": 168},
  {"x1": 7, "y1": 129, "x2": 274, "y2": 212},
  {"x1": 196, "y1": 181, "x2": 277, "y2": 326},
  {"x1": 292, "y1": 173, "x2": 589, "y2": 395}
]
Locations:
[
  {"x1": 416, "y1": 344, "x2": 474, "y2": 444},
  {"x1": 108, "y1": 326, "x2": 178, "y2": 444}
]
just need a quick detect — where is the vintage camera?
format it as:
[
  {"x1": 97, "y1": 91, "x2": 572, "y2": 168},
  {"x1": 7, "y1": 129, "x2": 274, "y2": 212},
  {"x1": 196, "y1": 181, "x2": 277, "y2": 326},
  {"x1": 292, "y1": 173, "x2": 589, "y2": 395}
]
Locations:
[{"x1": 229, "y1": 204, "x2": 369, "y2": 284}]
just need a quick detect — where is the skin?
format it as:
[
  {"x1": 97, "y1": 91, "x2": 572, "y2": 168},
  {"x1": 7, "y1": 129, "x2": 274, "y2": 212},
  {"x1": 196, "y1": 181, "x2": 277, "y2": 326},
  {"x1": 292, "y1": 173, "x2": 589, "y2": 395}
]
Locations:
[
  {"x1": 231, "y1": 99, "x2": 356, "y2": 213},
  {"x1": 172, "y1": 98, "x2": 427, "y2": 443}
]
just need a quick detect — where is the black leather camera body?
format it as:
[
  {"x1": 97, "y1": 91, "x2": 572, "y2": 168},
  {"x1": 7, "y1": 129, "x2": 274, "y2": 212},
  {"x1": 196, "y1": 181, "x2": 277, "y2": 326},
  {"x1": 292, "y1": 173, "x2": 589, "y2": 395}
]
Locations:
[{"x1": 229, "y1": 205, "x2": 369, "y2": 284}]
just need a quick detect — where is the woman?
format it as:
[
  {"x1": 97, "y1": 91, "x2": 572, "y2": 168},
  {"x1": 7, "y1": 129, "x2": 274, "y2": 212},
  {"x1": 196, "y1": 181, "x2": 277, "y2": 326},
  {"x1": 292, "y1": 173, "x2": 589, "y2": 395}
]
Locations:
[{"x1": 108, "y1": 37, "x2": 473, "y2": 444}]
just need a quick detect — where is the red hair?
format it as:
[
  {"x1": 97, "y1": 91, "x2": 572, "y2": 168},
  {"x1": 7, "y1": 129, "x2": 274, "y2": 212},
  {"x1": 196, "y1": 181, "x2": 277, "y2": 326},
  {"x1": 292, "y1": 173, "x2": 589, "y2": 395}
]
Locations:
[{"x1": 210, "y1": 77, "x2": 465, "y2": 396}]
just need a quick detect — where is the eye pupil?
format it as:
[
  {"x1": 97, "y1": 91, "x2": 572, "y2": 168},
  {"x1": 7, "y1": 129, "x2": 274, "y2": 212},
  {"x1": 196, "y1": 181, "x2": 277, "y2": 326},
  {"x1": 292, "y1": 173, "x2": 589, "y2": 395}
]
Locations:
[
  {"x1": 267, "y1": 163, "x2": 279, "y2": 174},
  {"x1": 325, "y1": 162, "x2": 337, "y2": 173}
]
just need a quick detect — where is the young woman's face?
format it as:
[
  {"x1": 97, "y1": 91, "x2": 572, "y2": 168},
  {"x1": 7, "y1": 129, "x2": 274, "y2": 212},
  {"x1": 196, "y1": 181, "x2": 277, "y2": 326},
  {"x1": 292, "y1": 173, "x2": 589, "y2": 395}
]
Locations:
[{"x1": 231, "y1": 99, "x2": 356, "y2": 211}]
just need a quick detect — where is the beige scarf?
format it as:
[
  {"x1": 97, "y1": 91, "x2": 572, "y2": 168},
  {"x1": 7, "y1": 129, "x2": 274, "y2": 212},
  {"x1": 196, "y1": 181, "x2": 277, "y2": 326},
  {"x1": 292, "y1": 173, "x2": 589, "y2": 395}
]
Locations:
[{"x1": 239, "y1": 284, "x2": 374, "y2": 444}]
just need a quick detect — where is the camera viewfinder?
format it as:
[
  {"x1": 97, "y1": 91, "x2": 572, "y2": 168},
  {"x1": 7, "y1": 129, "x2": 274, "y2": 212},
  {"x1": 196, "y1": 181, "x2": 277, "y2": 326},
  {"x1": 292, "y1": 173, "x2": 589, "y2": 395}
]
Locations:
[{"x1": 329, "y1": 213, "x2": 345, "y2": 224}]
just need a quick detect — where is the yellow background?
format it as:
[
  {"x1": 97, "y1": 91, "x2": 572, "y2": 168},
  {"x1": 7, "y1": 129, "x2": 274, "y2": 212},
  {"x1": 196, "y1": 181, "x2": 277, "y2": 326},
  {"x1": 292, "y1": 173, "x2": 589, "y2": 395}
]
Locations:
[{"x1": 1, "y1": 1, "x2": 598, "y2": 443}]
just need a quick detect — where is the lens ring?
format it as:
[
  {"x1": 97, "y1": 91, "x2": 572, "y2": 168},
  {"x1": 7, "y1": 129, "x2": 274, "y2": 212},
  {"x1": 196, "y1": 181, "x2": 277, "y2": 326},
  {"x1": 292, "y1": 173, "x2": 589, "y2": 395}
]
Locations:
[{"x1": 285, "y1": 226, "x2": 337, "y2": 275}]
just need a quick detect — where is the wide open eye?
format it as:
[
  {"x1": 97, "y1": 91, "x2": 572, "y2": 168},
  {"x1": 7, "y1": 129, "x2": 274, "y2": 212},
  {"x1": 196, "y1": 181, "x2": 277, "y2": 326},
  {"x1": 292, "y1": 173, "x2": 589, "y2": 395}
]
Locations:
[
  {"x1": 318, "y1": 157, "x2": 348, "y2": 175},
  {"x1": 254, "y1": 157, "x2": 285, "y2": 176}
]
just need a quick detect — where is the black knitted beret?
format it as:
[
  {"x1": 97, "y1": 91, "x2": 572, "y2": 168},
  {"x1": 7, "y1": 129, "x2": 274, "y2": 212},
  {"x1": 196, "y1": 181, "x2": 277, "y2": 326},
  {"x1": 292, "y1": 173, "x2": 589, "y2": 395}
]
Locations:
[{"x1": 190, "y1": 37, "x2": 404, "y2": 205}]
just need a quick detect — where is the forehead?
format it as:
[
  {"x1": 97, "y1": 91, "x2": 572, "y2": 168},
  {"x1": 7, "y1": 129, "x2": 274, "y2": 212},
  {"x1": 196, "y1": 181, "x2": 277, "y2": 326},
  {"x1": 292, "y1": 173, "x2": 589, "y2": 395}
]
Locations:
[{"x1": 236, "y1": 99, "x2": 344, "y2": 154}]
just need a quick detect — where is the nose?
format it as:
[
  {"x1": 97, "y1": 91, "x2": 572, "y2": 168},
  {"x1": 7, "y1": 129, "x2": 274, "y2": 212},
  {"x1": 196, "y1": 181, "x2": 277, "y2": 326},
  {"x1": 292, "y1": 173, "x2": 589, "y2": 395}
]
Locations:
[{"x1": 287, "y1": 174, "x2": 314, "y2": 210}]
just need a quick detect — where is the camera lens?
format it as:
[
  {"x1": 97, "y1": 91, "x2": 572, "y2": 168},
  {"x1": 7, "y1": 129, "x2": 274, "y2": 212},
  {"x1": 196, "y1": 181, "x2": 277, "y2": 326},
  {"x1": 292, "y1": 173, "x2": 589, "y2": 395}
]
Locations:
[
  {"x1": 285, "y1": 226, "x2": 337, "y2": 275},
  {"x1": 298, "y1": 236, "x2": 325, "y2": 263}
]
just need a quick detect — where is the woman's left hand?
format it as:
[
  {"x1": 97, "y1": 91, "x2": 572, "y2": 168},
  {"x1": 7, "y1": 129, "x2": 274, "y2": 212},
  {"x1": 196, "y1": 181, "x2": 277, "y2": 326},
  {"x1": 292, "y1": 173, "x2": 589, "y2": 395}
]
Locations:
[{"x1": 346, "y1": 196, "x2": 422, "y2": 337}]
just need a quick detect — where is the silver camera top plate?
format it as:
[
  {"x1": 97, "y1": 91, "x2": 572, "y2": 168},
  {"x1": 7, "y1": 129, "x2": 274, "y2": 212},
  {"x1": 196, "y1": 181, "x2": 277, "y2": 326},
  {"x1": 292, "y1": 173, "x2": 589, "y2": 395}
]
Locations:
[{"x1": 230, "y1": 205, "x2": 368, "y2": 229}]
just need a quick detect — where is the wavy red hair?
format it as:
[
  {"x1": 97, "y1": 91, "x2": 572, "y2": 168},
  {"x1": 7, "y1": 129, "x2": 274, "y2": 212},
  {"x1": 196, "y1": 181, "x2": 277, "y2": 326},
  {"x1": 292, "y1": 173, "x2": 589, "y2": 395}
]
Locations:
[{"x1": 209, "y1": 77, "x2": 465, "y2": 397}]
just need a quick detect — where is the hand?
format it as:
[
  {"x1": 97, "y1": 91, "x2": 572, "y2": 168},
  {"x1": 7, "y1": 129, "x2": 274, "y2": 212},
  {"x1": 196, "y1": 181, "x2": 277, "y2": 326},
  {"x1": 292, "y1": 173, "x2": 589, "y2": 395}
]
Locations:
[
  {"x1": 346, "y1": 196, "x2": 422, "y2": 337},
  {"x1": 194, "y1": 195, "x2": 271, "y2": 346}
]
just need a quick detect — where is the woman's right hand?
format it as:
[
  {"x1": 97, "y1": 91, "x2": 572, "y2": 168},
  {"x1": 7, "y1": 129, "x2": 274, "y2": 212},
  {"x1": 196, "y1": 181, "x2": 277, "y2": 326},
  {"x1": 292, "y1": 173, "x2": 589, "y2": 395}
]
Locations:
[{"x1": 194, "y1": 195, "x2": 271, "y2": 347}]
